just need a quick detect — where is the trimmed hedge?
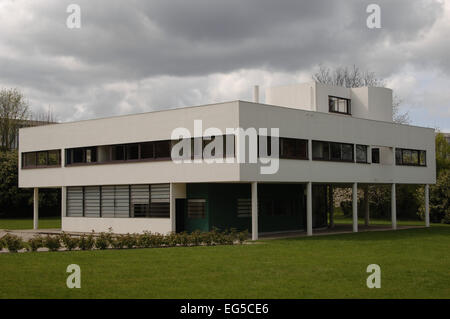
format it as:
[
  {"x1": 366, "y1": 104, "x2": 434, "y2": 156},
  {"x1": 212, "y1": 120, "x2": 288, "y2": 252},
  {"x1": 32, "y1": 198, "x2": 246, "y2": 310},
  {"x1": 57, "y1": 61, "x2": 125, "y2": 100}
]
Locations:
[{"x1": 0, "y1": 229, "x2": 249, "y2": 253}]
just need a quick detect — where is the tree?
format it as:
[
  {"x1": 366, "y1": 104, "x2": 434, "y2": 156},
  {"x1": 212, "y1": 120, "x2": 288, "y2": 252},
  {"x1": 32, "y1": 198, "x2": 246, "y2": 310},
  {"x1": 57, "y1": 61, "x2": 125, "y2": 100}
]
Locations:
[
  {"x1": 0, "y1": 88, "x2": 30, "y2": 151},
  {"x1": 435, "y1": 132, "x2": 450, "y2": 174},
  {"x1": 416, "y1": 169, "x2": 450, "y2": 224},
  {"x1": 312, "y1": 65, "x2": 410, "y2": 124},
  {"x1": 0, "y1": 151, "x2": 32, "y2": 216},
  {"x1": 415, "y1": 133, "x2": 450, "y2": 223}
]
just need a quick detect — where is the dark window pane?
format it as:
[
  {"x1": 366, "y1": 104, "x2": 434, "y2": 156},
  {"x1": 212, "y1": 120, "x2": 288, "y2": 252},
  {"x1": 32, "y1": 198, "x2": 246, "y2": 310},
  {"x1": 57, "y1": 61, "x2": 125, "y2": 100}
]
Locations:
[
  {"x1": 48, "y1": 150, "x2": 60, "y2": 165},
  {"x1": 155, "y1": 140, "x2": 171, "y2": 158},
  {"x1": 402, "y1": 149, "x2": 412, "y2": 164},
  {"x1": 329, "y1": 96, "x2": 350, "y2": 114},
  {"x1": 395, "y1": 149, "x2": 402, "y2": 165},
  {"x1": 85, "y1": 148, "x2": 97, "y2": 163},
  {"x1": 133, "y1": 204, "x2": 150, "y2": 217},
  {"x1": 37, "y1": 151, "x2": 47, "y2": 166},
  {"x1": 356, "y1": 145, "x2": 367, "y2": 163},
  {"x1": 420, "y1": 151, "x2": 426, "y2": 166},
  {"x1": 330, "y1": 143, "x2": 341, "y2": 160},
  {"x1": 329, "y1": 97, "x2": 337, "y2": 112},
  {"x1": 372, "y1": 148, "x2": 380, "y2": 163},
  {"x1": 341, "y1": 144, "x2": 354, "y2": 161},
  {"x1": 112, "y1": 145, "x2": 125, "y2": 160},
  {"x1": 126, "y1": 144, "x2": 139, "y2": 160},
  {"x1": 23, "y1": 152, "x2": 36, "y2": 167},
  {"x1": 411, "y1": 150, "x2": 419, "y2": 165},
  {"x1": 140, "y1": 142, "x2": 154, "y2": 159},
  {"x1": 312, "y1": 141, "x2": 329, "y2": 160},
  {"x1": 73, "y1": 148, "x2": 84, "y2": 163}
]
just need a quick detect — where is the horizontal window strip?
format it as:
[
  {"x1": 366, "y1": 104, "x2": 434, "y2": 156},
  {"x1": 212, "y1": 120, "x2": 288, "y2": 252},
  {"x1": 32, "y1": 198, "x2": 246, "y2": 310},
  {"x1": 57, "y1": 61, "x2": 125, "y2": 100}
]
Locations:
[{"x1": 66, "y1": 184, "x2": 170, "y2": 219}]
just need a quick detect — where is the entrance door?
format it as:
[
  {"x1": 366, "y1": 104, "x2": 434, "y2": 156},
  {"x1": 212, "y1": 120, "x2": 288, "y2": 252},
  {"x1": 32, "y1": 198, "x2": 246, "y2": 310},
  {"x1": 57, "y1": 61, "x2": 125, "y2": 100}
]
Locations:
[{"x1": 175, "y1": 199, "x2": 186, "y2": 233}]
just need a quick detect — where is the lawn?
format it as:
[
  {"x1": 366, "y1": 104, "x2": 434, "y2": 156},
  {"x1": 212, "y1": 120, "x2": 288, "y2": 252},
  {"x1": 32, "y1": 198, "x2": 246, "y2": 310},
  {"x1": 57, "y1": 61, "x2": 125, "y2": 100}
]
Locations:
[
  {"x1": 0, "y1": 217, "x2": 61, "y2": 230},
  {"x1": 0, "y1": 225, "x2": 449, "y2": 299}
]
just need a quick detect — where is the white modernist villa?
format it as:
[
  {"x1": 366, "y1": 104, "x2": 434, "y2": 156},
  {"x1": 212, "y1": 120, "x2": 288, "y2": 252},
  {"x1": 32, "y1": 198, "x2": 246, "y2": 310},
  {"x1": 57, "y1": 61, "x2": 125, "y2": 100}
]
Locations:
[{"x1": 19, "y1": 82, "x2": 435, "y2": 239}]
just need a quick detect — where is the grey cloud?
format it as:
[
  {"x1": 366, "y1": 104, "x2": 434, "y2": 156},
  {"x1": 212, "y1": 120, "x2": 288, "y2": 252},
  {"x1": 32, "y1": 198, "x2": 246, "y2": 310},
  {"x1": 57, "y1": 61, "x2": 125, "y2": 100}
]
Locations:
[{"x1": 0, "y1": 0, "x2": 448, "y2": 126}]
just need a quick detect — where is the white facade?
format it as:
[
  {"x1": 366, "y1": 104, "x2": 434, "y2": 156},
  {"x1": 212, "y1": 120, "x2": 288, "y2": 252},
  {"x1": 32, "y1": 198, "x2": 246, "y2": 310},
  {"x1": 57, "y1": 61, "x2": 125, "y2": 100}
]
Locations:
[
  {"x1": 266, "y1": 81, "x2": 393, "y2": 122},
  {"x1": 19, "y1": 82, "x2": 435, "y2": 235}
]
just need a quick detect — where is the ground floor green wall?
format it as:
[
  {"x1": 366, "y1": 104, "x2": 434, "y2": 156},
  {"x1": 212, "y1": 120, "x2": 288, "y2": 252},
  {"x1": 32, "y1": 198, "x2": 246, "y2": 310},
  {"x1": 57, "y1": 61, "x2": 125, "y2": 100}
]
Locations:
[{"x1": 185, "y1": 183, "x2": 328, "y2": 233}]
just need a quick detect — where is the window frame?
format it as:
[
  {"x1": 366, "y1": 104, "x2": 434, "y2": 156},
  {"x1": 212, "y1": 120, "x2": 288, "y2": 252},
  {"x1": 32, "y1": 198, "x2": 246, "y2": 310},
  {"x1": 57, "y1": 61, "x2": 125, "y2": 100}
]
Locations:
[
  {"x1": 328, "y1": 96, "x2": 351, "y2": 115},
  {"x1": 395, "y1": 148, "x2": 426, "y2": 167},
  {"x1": 355, "y1": 144, "x2": 369, "y2": 164},
  {"x1": 312, "y1": 140, "x2": 354, "y2": 163},
  {"x1": 22, "y1": 149, "x2": 61, "y2": 169}
]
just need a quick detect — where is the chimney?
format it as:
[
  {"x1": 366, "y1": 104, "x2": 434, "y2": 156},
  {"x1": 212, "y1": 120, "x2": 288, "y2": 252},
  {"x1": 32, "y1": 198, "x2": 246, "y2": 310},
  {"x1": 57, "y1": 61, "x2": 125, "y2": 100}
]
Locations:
[{"x1": 253, "y1": 85, "x2": 259, "y2": 103}]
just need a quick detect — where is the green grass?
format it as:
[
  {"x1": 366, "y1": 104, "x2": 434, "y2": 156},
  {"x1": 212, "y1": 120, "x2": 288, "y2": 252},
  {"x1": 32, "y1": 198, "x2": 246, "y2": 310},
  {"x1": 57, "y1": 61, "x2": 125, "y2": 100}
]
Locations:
[
  {"x1": 0, "y1": 217, "x2": 61, "y2": 230},
  {"x1": 1, "y1": 226, "x2": 449, "y2": 299},
  {"x1": 333, "y1": 209, "x2": 428, "y2": 226}
]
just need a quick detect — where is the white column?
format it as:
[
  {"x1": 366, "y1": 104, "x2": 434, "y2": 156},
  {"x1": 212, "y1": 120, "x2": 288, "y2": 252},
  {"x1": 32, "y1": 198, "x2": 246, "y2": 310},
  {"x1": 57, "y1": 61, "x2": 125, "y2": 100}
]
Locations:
[
  {"x1": 251, "y1": 182, "x2": 258, "y2": 240},
  {"x1": 364, "y1": 185, "x2": 370, "y2": 227},
  {"x1": 306, "y1": 182, "x2": 312, "y2": 236},
  {"x1": 391, "y1": 183, "x2": 397, "y2": 230},
  {"x1": 425, "y1": 184, "x2": 430, "y2": 227},
  {"x1": 33, "y1": 188, "x2": 39, "y2": 230},
  {"x1": 352, "y1": 183, "x2": 358, "y2": 232}
]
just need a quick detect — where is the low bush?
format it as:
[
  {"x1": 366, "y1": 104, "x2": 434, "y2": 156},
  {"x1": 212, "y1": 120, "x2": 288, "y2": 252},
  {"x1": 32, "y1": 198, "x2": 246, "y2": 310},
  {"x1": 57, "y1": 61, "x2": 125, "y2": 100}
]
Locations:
[
  {"x1": 27, "y1": 235, "x2": 44, "y2": 252},
  {"x1": 44, "y1": 235, "x2": 61, "y2": 251},
  {"x1": 1, "y1": 228, "x2": 249, "y2": 253},
  {"x1": 79, "y1": 234, "x2": 95, "y2": 250},
  {"x1": 59, "y1": 232, "x2": 79, "y2": 251},
  {"x1": 2, "y1": 234, "x2": 24, "y2": 252},
  {"x1": 122, "y1": 233, "x2": 138, "y2": 249},
  {"x1": 238, "y1": 230, "x2": 249, "y2": 244},
  {"x1": 110, "y1": 235, "x2": 125, "y2": 249},
  {"x1": 95, "y1": 232, "x2": 112, "y2": 250}
]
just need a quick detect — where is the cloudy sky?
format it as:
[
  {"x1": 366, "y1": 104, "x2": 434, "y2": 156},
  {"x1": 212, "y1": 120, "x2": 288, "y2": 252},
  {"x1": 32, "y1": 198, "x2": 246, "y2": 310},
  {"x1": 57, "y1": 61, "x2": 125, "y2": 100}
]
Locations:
[{"x1": 0, "y1": 0, "x2": 449, "y2": 131}]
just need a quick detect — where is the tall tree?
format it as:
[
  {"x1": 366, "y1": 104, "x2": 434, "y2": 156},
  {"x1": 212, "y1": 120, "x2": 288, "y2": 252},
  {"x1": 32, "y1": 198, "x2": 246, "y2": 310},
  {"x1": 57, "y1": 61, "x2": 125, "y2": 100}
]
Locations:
[
  {"x1": 0, "y1": 88, "x2": 30, "y2": 151},
  {"x1": 435, "y1": 132, "x2": 450, "y2": 174},
  {"x1": 312, "y1": 65, "x2": 410, "y2": 124}
]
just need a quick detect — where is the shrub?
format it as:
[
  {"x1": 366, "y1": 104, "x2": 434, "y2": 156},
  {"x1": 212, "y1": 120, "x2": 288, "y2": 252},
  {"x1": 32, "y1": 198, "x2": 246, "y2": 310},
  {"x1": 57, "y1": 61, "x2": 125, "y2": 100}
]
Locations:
[
  {"x1": 2, "y1": 234, "x2": 24, "y2": 252},
  {"x1": 178, "y1": 232, "x2": 190, "y2": 247},
  {"x1": 79, "y1": 234, "x2": 95, "y2": 250},
  {"x1": 44, "y1": 235, "x2": 61, "y2": 251},
  {"x1": 110, "y1": 235, "x2": 125, "y2": 249},
  {"x1": 238, "y1": 230, "x2": 249, "y2": 244},
  {"x1": 201, "y1": 232, "x2": 213, "y2": 246},
  {"x1": 59, "y1": 233, "x2": 79, "y2": 251},
  {"x1": 95, "y1": 232, "x2": 111, "y2": 250},
  {"x1": 122, "y1": 233, "x2": 138, "y2": 249},
  {"x1": 164, "y1": 232, "x2": 178, "y2": 247},
  {"x1": 189, "y1": 230, "x2": 202, "y2": 246},
  {"x1": 417, "y1": 169, "x2": 450, "y2": 224},
  {"x1": 27, "y1": 235, "x2": 44, "y2": 251}
]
